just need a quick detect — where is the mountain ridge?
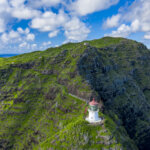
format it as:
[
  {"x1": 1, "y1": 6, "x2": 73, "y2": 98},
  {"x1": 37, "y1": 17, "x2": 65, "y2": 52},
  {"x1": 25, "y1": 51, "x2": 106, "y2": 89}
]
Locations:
[{"x1": 0, "y1": 37, "x2": 149, "y2": 150}]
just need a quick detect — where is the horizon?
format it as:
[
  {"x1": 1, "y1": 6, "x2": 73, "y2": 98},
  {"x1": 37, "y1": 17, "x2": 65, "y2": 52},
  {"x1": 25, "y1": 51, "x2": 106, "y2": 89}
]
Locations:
[
  {"x1": 0, "y1": 36, "x2": 150, "y2": 56},
  {"x1": 0, "y1": 0, "x2": 150, "y2": 54}
]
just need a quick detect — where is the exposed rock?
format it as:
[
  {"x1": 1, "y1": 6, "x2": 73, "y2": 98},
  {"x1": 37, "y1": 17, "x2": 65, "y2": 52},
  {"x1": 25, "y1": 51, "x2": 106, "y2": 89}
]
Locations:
[{"x1": 77, "y1": 42, "x2": 150, "y2": 150}]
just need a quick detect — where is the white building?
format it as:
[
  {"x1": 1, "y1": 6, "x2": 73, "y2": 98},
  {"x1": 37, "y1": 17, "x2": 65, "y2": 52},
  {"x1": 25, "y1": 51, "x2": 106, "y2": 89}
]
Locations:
[{"x1": 86, "y1": 98, "x2": 102, "y2": 123}]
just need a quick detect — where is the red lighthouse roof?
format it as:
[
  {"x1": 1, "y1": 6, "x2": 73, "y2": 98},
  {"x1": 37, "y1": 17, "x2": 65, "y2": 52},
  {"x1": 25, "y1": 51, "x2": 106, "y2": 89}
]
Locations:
[{"x1": 89, "y1": 98, "x2": 98, "y2": 106}]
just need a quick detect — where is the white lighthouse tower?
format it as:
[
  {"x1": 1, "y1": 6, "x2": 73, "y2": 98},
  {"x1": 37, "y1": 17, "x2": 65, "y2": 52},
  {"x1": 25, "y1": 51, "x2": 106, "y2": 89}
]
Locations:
[{"x1": 86, "y1": 98, "x2": 102, "y2": 123}]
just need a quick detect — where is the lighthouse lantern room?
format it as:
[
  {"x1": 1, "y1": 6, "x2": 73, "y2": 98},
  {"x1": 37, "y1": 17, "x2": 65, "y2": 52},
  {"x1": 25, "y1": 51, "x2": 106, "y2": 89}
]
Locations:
[{"x1": 86, "y1": 98, "x2": 102, "y2": 123}]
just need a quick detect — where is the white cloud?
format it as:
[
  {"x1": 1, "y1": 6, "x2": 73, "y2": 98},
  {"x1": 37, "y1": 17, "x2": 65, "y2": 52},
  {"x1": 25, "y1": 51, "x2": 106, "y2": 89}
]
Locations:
[
  {"x1": 19, "y1": 41, "x2": 28, "y2": 48},
  {"x1": 71, "y1": 0, "x2": 119, "y2": 16},
  {"x1": 0, "y1": 0, "x2": 93, "y2": 48},
  {"x1": 39, "y1": 41, "x2": 52, "y2": 50},
  {"x1": 31, "y1": 10, "x2": 68, "y2": 32},
  {"x1": 42, "y1": 41, "x2": 51, "y2": 46},
  {"x1": 103, "y1": 14, "x2": 121, "y2": 28},
  {"x1": 0, "y1": 0, "x2": 10, "y2": 33},
  {"x1": 106, "y1": 24, "x2": 131, "y2": 37},
  {"x1": 48, "y1": 30, "x2": 59, "y2": 38},
  {"x1": 1, "y1": 28, "x2": 35, "y2": 44},
  {"x1": 124, "y1": 0, "x2": 150, "y2": 33},
  {"x1": 131, "y1": 19, "x2": 140, "y2": 32},
  {"x1": 0, "y1": 0, "x2": 122, "y2": 53},
  {"x1": 19, "y1": 42, "x2": 38, "y2": 50},
  {"x1": 0, "y1": 0, "x2": 10, "y2": 13},
  {"x1": 0, "y1": 18, "x2": 5, "y2": 33},
  {"x1": 31, "y1": 10, "x2": 90, "y2": 42},
  {"x1": 64, "y1": 17, "x2": 90, "y2": 42},
  {"x1": 9, "y1": 30, "x2": 20, "y2": 39},
  {"x1": 12, "y1": 7, "x2": 41, "y2": 19},
  {"x1": 0, "y1": 0, "x2": 41, "y2": 24},
  {"x1": 28, "y1": 0, "x2": 61, "y2": 8},
  {"x1": 1, "y1": 30, "x2": 20, "y2": 43},
  {"x1": 26, "y1": 33, "x2": 35, "y2": 41},
  {"x1": 17, "y1": 27, "x2": 25, "y2": 34},
  {"x1": 9, "y1": 0, "x2": 41, "y2": 20},
  {"x1": 17, "y1": 27, "x2": 30, "y2": 34},
  {"x1": 10, "y1": 0, "x2": 25, "y2": 8},
  {"x1": 31, "y1": 43, "x2": 37, "y2": 49},
  {"x1": 104, "y1": 0, "x2": 150, "y2": 39},
  {"x1": 1, "y1": 33, "x2": 9, "y2": 43},
  {"x1": 144, "y1": 33, "x2": 150, "y2": 40}
]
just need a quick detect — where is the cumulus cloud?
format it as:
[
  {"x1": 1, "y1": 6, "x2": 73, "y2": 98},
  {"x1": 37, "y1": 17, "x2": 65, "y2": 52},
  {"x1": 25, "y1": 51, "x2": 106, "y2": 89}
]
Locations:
[
  {"x1": 0, "y1": 0, "x2": 10, "y2": 13},
  {"x1": 1, "y1": 33, "x2": 9, "y2": 43},
  {"x1": 0, "y1": 0, "x2": 119, "y2": 48},
  {"x1": 9, "y1": 30, "x2": 20, "y2": 39},
  {"x1": 123, "y1": 0, "x2": 150, "y2": 33},
  {"x1": 12, "y1": 8, "x2": 41, "y2": 19},
  {"x1": 105, "y1": 24, "x2": 131, "y2": 37},
  {"x1": 31, "y1": 43, "x2": 37, "y2": 49},
  {"x1": 31, "y1": 10, "x2": 90, "y2": 42},
  {"x1": 10, "y1": 0, "x2": 25, "y2": 8},
  {"x1": 17, "y1": 27, "x2": 30, "y2": 34},
  {"x1": 0, "y1": 19, "x2": 6, "y2": 33},
  {"x1": 9, "y1": 0, "x2": 41, "y2": 19},
  {"x1": 31, "y1": 10, "x2": 68, "y2": 32},
  {"x1": 1, "y1": 27, "x2": 35, "y2": 44},
  {"x1": 28, "y1": 0, "x2": 61, "y2": 8},
  {"x1": 103, "y1": 14, "x2": 121, "y2": 28},
  {"x1": 64, "y1": 17, "x2": 90, "y2": 42},
  {"x1": 19, "y1": 41, "x2": 28, "y2": 48},
  {"x1": 131, "y1": 19, "x2": 140, "y2": 32},
  {"x1": 0, "y1": 0, "x2": 11, "y2": 33},
  {"x1": 19, "y1": 42, "x2": 38, "y2": 51},
  {"x1": 106, "y1": 20, "x2": 141, "y2": 38},
  {"x1": 0, "y1": 0, "x2": 92, "y2": 52},
  {"x1": 26, "y1": 33, "x2": 35, "y2": 41},
  {"x1": 71, "y1": 0, "x2": 119, "y2": 16},
  {"x1": 104, "y1": 0, "x2": 150, "y2": 39},
  {"x1": 42, "y1": 41, "x2": 51, "y2": 46},
  {"x1": 144, "y1": 33, "x2": 150, "y2": 40},
  {"x1": 0, "y1": 0, "x2": 124, "y2": 53},
  {"x1": 39, "y1": 41, "x2": 52, "y2": 50},
  {"x1": 0, "y1": 0, "x2": 41, "y2": 21},
  {"x1": 48, "y1": 30, "x2": 59, "y2": 38},
  {"x1": 1, "y1": 30, "x2": 20, "y2": 43}
]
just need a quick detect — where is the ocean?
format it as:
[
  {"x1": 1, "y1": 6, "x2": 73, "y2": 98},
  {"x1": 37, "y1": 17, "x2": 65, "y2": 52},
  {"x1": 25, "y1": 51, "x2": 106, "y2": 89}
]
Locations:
[{"x1": 0, "y1": 54, "x2": 18, "y2": 58}]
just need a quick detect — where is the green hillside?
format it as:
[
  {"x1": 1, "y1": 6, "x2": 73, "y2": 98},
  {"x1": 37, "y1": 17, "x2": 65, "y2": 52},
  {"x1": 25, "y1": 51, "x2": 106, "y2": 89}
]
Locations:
[{"x1": 0, "y1": 37, "x2": 150, "y2": 150}]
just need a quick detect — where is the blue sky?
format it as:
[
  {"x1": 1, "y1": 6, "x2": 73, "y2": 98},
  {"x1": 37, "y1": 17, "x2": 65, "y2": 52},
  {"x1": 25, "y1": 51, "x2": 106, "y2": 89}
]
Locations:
[{"x1": 0, "y1": 0, "x2": 150, "y2": 54}]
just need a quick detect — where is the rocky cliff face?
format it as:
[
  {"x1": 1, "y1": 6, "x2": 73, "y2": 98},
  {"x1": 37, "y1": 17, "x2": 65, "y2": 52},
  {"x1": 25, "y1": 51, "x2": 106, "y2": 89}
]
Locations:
[
  {"x1": 78, "y1": 40, "x2": 150, "y2": 150},
  {"x1": 0, "y1": 37, "x2": 149, "y2": 150}
]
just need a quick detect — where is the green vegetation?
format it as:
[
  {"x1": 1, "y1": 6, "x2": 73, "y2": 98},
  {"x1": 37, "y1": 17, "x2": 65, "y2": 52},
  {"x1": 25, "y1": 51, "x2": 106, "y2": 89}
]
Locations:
[
  {"x1": 37, "y1": 114, "x2": 136, "y2": 150},
  {"x1": 0, "y1": 37, "x2": 149, "y2": 149}
]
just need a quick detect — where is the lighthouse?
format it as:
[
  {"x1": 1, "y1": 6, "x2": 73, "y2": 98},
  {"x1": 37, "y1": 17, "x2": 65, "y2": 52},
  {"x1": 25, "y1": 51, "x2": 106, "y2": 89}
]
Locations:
[{"x1": 86, "y1": 98, "x2": 102, "y2": 123}]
